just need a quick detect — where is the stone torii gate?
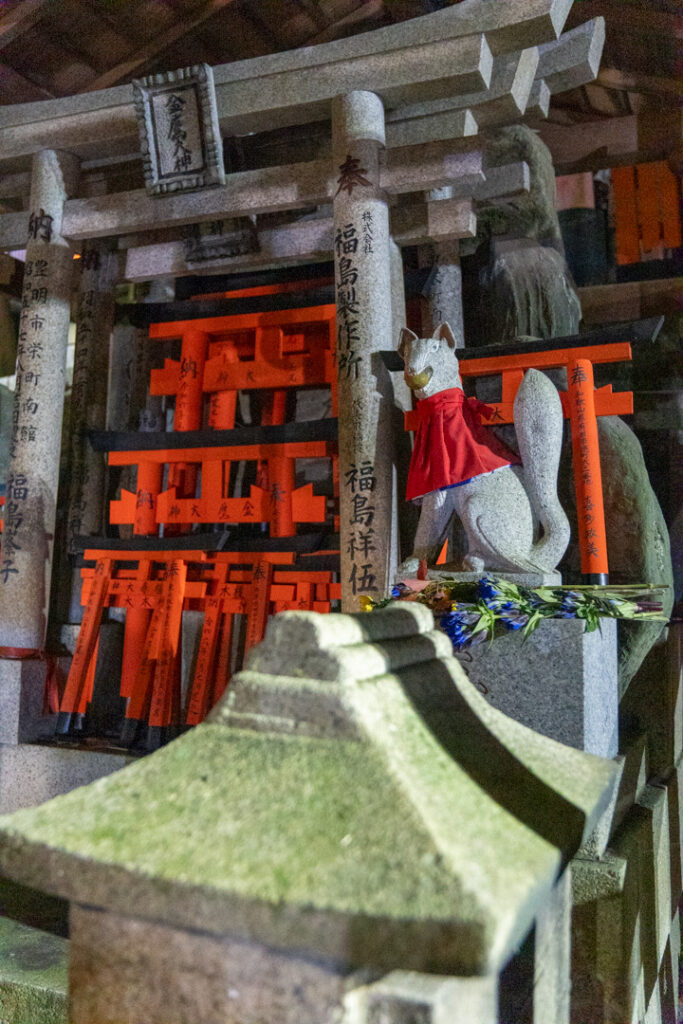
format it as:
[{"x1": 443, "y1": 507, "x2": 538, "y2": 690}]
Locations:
[{"x1": 0, "y1": 1, "x2": 604, "y2": 707}]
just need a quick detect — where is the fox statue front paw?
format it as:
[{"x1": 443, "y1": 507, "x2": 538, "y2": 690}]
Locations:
[{"x1": 396, "y1": 556, "x2": 421, "y2": 579}]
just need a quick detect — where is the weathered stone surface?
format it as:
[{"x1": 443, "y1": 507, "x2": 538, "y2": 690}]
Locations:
[
  {"x1": 533, "y1": 868, "x2": 571, "y2": 1024},
  {"x1": 0, "y1": 916, "x2": 67, "y2": 1024},
  {"x1": 0, "y1": 608, "x2": 618, "y2": 985},
  {"x1": 456, "y1": 617, "x2": 618, "y2": 757},
  {"x1": 637, "y1": 784, "x2": 672, "y2": 974},
  {"x1": 359, "y1": 970, "x2": 498, "y2": 1024},
  {"x1": 0, "y1": 149, "x2": 80, "y2": 649},
  {"x1": 0, "y1": 742, "x2": 129, "y2": 814},
  {"x1": 620, "y1": 625, "x2": 681, "y2": 780},
  {"x1": 0, "y1": 0, "x2": 576, "y2": 163},
  {"x1": 69, "y1": 904, "x2": 354, "y2": 1024},
  {"x1": 535, "y1": 17, "x2": 604, "y2": 95},
  {"x1": 332, "y1": 90, "x2": 397, "y2": 610},
  {"x1": 579, "y1": 754, "x2": 624, "y2": 858},
  {"x1": 613, "y1": 732, "x2": 648, "y2": 834},
  {"x1": 0, "y1": 382, "x2": 12, "y2": 490},
  {"x1": 124, "y1": 198, "x2": 474, "y2": 281},
  {"x1": 386, "y1": 45, "x2": 539, "y2": 146},
  {"x1": 571, "y1": 850, "x2": 627, "y2": 905},
  {"x1": 0, "y1": 658, "x2": 58, "y2": 746},
  {"x1": 66, "y1": 242, "x2": 117, "y2": 548},
  {"x1": 477, "y1": 124, "x2": 565, "y2": 247},
  {"x1": 477, "y1": 243, "x2": 582, "y2": 342},
  {"x1": 559, "y1": 416, "x2": 673, "y2": 694}
]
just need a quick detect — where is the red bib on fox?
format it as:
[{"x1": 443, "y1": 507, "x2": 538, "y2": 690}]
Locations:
[{"x1": 406, "y1": 387, "x2": 521, "y2": 501}]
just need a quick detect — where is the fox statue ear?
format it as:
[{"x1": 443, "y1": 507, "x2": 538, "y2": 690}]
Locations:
[
  {"x1": 398, "y1": 327, "x2": 418, "y2": 362},
  {"x1": 435, "y1": 323, "x2": 457, "y2": 349}
]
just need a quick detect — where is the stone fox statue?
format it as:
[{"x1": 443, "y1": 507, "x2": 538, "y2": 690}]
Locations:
[{"x1": 398, "y1": 323, "x2": 570, "y2": 575}]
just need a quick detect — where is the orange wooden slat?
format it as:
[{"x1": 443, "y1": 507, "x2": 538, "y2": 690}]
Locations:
[
  {"x1": 149, "y1": 305, "x2": 337, "y2": 340},
  {"x1": 108, "y1": 440, "x2": 336, "y2": 466},
  {"x1": 658, "y1": 161, "x2": 682, "y2": 249},
  {"x1": 244, "y1": 561, "x2": 274, "y2": 654},
  {"x1": 567, "y1": 359, "x2": 609, "y2": 575},
  {"x1": 612, "y1": 165, "x2": 641, "y2": 265},
  {"x1": 635, "y1": 162, "x2": 663, "y2": 253},
  {"x1": 59, "y1": 559, "x2": 111, "y2": 715}
]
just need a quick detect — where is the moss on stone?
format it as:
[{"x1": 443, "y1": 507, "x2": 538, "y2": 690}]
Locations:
[
  {"x1": 0, "y1": 917, "x2": 67, "y2": 1024},
  {"x1": 0, "y1": 725, "x2": 468, "y2": 923}
]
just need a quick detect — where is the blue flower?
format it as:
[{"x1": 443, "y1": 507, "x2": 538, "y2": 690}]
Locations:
[
  {"x1": 440, "y1": 610, "x2": 475, "y2": 650},
  {"x1": 477, "y1": 577, "x2": 502, "y2": 604},
  {"x1": 499, "y1": 608, "x2": 529, "y2": 632}
]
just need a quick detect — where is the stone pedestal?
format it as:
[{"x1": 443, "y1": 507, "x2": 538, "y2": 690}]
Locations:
[
  {"x1": 68, "y1": 905, "x2": 353, "y2": 1024},
  {"x1": 427, "y1": 567, "x2": 562, "y2": 587},
  {"x1": 456, "y1": 617, "x2": 618, "y2": 757},
  {"x1": 0, "y1": 658, "x2": 58, "y2": 746},
  {"x1": 332, "y1": 90, "x2": 397, "y2": 610},
  {"x1": 0, "y1": 149, "x2": 80, "y2": 651}
]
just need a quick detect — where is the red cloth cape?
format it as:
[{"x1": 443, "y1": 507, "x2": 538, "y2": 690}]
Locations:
[{"x1": 406, "y1": 387, "x2": 521, "y2": 501}]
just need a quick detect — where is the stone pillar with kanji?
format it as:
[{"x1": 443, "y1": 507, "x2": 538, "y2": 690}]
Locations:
[
  {"x1": 68, "y1": 242, "x2": 117, "y2": 548},
  {"x1": 332, "y1": 91, "x2": 397, "y2": 610},
  {"x1": 0, "y1": 149, "x2": 80, "y2": 652}
]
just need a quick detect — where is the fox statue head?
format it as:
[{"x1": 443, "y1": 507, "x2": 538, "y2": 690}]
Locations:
[{"x1": 397, "y1": 322, "x2": 462, "y2": 400}]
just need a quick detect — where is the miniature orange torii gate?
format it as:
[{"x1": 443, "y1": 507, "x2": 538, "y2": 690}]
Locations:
[
  {"x1": 397, "y1": 323, "x2": 661, "y2": 584},
  {"x1": 148, "y1": 304, "x2": 338, "y2": 418},
  {"x1": 57, "y1": 546, "x2": 340, "y2": 743},
  {"x1": 107, "y1": 437, "x2": 335, "y2": 537}
]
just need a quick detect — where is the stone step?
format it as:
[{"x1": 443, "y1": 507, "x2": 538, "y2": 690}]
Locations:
[{"x1": 0, "y1": 916, "x2": 67, "y2": 1024}]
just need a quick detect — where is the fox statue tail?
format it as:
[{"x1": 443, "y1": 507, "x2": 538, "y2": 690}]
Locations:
[{"x1": 513, "y1": 368, "x2": 570, "y2": 572}]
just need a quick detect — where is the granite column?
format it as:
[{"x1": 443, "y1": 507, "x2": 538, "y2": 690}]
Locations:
[
  {"x1": 419, "y1": 188, "x2": 465, "y2": 346},
  {"x1": 332, "y1": 91, "x2": 396, "y2": 610},
  {"x1": 0, "y1": 149, "x2": 80, "y2": 651}
]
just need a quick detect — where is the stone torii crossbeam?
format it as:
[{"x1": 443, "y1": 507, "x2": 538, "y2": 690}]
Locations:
[{"x1": 0, "y1": 0, "x2": 605, "y2": 661}]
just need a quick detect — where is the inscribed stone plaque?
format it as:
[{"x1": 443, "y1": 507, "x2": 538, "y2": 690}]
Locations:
[{"x1": 133, "y1": 64, "x2": 225, "y2": 195}]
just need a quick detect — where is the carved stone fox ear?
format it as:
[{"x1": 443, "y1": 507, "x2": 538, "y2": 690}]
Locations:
[
  {"x1": 398, "y1": 327, "x2": 418, "y2": 361},
  {"x1": 435, "y1": 323, "x2": 457, "y2": 349}
]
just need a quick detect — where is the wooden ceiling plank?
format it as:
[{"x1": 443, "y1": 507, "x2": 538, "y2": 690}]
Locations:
[
  {"x1": 567, "y1": 0, "x2": 682, "y2": 38},
  {"x1": 306, "y1": 0, "x2": 384, "y2": 45},
  {"x1": 238, "y1": 3, "x2": 283, "y2": 50},
  {"x1": 82, "y1": 0, "x2": 237, "y2": 92},
  {"x1": 0, "y1": 62, "x2": 55, "y2": 102},
  {"x1": 596, "y1": 67, "x2": 682, "y2": 98},
  {"x1": 293, "y1": 0, "x2": 333, "y2": 32},
  {"x1": 0, "y1": 0, "x2": 51, "y2": 49}
]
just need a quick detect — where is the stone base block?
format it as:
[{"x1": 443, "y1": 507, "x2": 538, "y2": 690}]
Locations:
[
  {"x1": 427, "y1": 567, "x2": 561, "y2": 586},
  {"x1": 361, "y1": 971, "x2": 498, "y2": 1024},
  {"x1": 456, "y1": 617, "x2": 618, "y2": 757},
  {"x1": 0, "y1": 743, "x2": 130, "y2": 814},
  {"x1": 0, "y1": 657, "x2": 63, "y2": 746},
  {"x1": 69, "y1": 905, "x2": 356, "y2": 1024}
]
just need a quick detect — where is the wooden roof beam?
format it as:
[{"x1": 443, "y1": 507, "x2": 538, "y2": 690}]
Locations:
[
  {"x1": 0, "y1": 0, "x2": 50, "y2": 49},
  {"x1": 83, "y1": 0, "x2": 238, "y2": 93}
]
